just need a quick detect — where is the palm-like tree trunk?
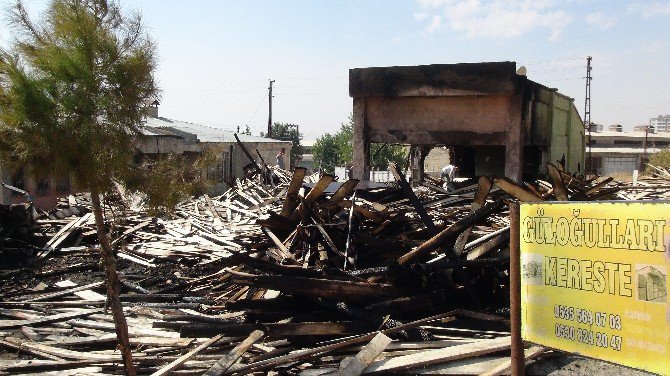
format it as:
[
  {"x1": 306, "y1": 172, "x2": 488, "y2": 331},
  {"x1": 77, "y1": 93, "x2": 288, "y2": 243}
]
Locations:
[{"x1": 90, "y1": 188, "x2": 136, "y2": 376}]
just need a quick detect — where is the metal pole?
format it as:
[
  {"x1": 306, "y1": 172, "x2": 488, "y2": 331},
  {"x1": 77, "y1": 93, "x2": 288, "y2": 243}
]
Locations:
[
  {"x1": 509, "y1": 202, "x2": 524, "y2": 375},
  {"x1": 585, "y1": 56, "x2": 592, "y2": 174},
  {"x1": 642, "y1": 126, "x2": 649, "y2": 171}
]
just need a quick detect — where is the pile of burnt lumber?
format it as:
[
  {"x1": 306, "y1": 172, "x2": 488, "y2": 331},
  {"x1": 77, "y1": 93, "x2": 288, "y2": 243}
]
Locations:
[{"x1": 0, "y1": 163, "x2": 640, "y2": 374}]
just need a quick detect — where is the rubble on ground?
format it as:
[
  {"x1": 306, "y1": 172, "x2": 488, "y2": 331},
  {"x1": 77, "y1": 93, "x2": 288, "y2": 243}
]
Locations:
[{"x1": 0, "y1": 164, "x2": 658, "y2": 374}]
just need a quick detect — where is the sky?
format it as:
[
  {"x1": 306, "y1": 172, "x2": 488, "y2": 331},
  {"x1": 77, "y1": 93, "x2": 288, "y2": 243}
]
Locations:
[{"x1": 1, "y1": 0, "x2": 669, "y2": 141}]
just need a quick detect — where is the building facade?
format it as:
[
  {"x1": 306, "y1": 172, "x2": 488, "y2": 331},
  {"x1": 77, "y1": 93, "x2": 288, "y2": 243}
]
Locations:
[
  {"x1": 650, "y1": 115, "x2": 670, "y2": 133},
  {"x1": 587, "y1": 124, "x2": 670, "y2": 175},
  {"x1": 349, "y1": 62, "x2": 585, "y2": 182}
]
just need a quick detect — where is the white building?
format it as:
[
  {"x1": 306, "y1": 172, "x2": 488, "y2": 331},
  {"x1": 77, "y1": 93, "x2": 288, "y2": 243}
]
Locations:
[
  {"x1": 588, "y1": 124, "x2": 670, "y2": 175},
  {"x1": 650, "y1": 115, "x2": 670, "y2": 133}
]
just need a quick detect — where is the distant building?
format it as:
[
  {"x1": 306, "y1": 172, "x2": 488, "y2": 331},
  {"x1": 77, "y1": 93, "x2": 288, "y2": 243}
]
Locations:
[
  {"x1": 650, "y1": 115, "x2": 670, "y2": 132},
  {"x1": 142, "y1": 113, "x2": 292, "y2": 195},
  {"x1": 1, "y1": 164, "x2": 74, "y2": 210},
  {"x1": 1, "y1": 107, "x2": 291, "y2": 209},
  {"x1": 587, "y1": 125, "x2": 669, "y2": 175}
]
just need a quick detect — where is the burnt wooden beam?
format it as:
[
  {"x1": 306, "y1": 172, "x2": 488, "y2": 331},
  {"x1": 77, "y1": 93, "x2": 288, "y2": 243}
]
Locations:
[
  {"x1": 230, "y1": 272, "x2": 403, "y2": 302},
  {"x1": 228, "y1": 253, "x2": 324, "y2": 279},
  {"x1": 547, "y1": 163, "x2": 568, "y2": 201},
  {"x1": 328, "y1": 179, "x2": 360, "y2": 204},
  {"x1": 230, "y1": 310, "x2": 459, "y2": 374},
  {"x1": 279, "y1": 167, "x2": 306, "y2": 217},
  {"x1": 289, "y1": 174, "x2": 335, "y2": 221},
  {"x1": 317, "y1": 299, "x2": 434, "y2": 342},
  {"x1": 234, "y1": 133, "x2": 262, "y2": 173},
  {"x1": 397, "y1": 200, "x2": 504, "y2": 266},
  {"x1": 453, "y1": 176, "x2": 492, "y2": 257},
  {"x1": 493, "y1": 177, "x2": 543, "y2": 202},
  {"x1": 180, "y1": 321, "x2": 367, "y2": 338},
  {"x1": 389, "y1": 163, "x2": 437, "y2": 234}
]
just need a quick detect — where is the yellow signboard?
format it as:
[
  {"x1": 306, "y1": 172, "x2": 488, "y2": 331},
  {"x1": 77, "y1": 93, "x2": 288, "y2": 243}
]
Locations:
[{"x1": 520, "y1": 202, "x2": 670, "y2": 375}]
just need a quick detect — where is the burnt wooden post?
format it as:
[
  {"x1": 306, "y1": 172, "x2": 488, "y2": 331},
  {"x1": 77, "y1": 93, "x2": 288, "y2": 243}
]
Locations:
[
  {"x1": 352, "y1": 98, "x2": 370, "y2": 181},
  {"x1": 509, "y1": 202, "x2": 524, "y2": 375}
]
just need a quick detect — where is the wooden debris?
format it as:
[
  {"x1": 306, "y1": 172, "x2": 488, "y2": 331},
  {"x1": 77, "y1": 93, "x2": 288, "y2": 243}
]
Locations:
[{"x1": 0, "y1": 164, "x2": 646, "y2": 374}]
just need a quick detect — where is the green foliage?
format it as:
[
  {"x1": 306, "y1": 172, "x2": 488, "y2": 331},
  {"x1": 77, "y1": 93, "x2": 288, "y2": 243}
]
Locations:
[
  {"x1": 271, "y1": 122, "x2": 303, "y2": 166},
  {"x1": 0, "y1": 0, "x2": 157, "y2": 193},
  {"x1": 647, "y1": 148, "x2": 670, "y2": 171},
  {"x1": 334, "y1": 115, "x2": 353, "y2": 163},
  {"x1": 370, "y1": 143, "x2": 407, "y2": 170},
  {"x1": 129, "y1": 151, "x2": 214, "y2": 215},
  {"x1": 312, "y1": 133, "x2": 340, "y2": 174},
  {"x1": 312, "y1": 114, "x2": 407, "y2": 175}
]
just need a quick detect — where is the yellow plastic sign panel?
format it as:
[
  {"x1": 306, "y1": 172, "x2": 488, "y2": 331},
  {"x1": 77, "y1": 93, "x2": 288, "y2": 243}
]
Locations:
[{"x1": 520, "y1": 202, "x2": 670, "y2": 375}]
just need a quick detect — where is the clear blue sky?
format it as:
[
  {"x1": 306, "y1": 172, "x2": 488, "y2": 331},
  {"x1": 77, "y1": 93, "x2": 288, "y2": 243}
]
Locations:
[{"x1": 2, "y1": 0, "x2": 669, "y2": 141}]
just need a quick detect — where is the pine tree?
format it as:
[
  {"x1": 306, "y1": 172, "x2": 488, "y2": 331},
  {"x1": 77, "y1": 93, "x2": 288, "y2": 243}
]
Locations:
[{"x1": 0, "y1": 1, "x2": 157, "y2": 374}]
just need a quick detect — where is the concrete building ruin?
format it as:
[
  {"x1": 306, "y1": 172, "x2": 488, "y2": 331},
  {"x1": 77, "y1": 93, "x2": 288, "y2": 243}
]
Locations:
[
  {"x1": 141, "y1": 114, "x2": 292, "y2": 195},
  {"x1": 349, "y1": 62, "x2": 585, "y2": 182}
]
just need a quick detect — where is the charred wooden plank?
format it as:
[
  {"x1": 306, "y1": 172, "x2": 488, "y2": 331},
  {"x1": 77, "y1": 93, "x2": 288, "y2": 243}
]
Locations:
[
  {"x1": 397, "y1": 200, "x2": 504, "y2": 266},
  {"x1": 230, "y1": 311, "x2": 458, "y2": 374},
  {"x1": 180, "y1": 321, "x2": 366, "y2": 338},
  {"x1": 280, "y1": 167, "x2": 307, "y2": 217},
  {"x1": 361, "y1": 336, "x2": 511, "y2": 374},
  {"x1": 231, "y1": 272, "x2": 403, "y2": 302},
  {"x1": 203, "y1": 330, "x2": 265, "y2": 375},
  {"x1": 0, "y1": 308, "x2": 103, "y2": 329},
  {"x1": 493, "y1": 178, "x2": 543, "y2": 202},
  {"x1": 547, "y1": 163, "x2": 569, "y2": 201},
  {"x1": 234, "y1": 133, "x2": 262, "y2": 174},
  {"x1": 337, "y1": 332, "x2": 392, "y2": 376},
  {"x1": 453, "y1": 176, "x2": 492, "y2": 257},
  {"x1": 389, "y1": 163, "x2": 437, "y2": 234}
]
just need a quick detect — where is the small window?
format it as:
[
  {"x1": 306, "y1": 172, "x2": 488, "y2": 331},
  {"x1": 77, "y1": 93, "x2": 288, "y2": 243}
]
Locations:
[
  {"x1": 56, "y1": 176, "x2": 70, "y2": 193},
  {"x1": 36, "y1": 177, "x2": 51, "y2": 195},
  {"x1": 10, "y1": 169, "x2": 25, "y2": 196}
]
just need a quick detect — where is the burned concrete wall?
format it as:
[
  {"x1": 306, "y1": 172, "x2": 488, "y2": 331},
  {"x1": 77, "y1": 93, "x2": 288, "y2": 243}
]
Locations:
[{"x1": 349, "y1": 62, "x2": 585, "y2": 182}]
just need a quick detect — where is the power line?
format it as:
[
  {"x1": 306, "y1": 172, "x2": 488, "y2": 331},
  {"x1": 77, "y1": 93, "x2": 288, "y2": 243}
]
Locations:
[
  {"x1": 530, "y1": 66, "x2": 585, "y2": 74},
  {"x1": 244, "y1": 94, "x2": 267, "y2": 130},
  {"x1": 540, "y1": 77, "x2": 584, "y2": 83},
  {"x1": 519, "y1": 56, "x2": 587, "y2": 65}
]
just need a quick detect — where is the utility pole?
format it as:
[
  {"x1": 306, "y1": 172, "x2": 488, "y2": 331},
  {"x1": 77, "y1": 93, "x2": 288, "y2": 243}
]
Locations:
[
  {"x1": 267, "y1": 79, "x2": 275, "y2": 137},
  {"x1": 584, "y1": 56, "x2": 593, "y2": 174},
  {"x1": 642, "y1": 126, "x2": 649, "y2": 171}
]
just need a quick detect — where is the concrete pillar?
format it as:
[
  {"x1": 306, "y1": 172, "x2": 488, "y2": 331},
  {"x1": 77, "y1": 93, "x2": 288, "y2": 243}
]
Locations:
[
  {"x1": 505, "y1": 89, "x2": 525, "y2": 183},
  {"x1": 417, "y1": 145, "x2": 433, "y2": 183},
  {"x1": 352, "y1": 98, "x2": 370, "y2": 181}
]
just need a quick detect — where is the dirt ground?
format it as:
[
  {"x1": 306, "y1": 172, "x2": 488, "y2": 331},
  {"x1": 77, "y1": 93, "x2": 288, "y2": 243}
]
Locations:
[{"x1": 527, "y1": 354, "x2": 657, "y2": 376}]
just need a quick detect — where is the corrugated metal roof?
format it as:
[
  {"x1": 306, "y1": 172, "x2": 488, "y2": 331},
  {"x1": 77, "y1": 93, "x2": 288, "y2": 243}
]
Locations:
[
  {"x1": 144, "y1": 116, "x2": 289, "y2": 144},
  {"x1": 141, "y1": 126, "x2": 183, "y2": 137}
]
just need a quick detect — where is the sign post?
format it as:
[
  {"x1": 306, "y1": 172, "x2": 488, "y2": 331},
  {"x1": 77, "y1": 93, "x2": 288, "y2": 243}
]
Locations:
[
  {"x1": 510, "y1": 203, "x2": 524, "y2": 375},
  {"x1": 518, "y1": 202, "x2": 670, "y2": 375}
]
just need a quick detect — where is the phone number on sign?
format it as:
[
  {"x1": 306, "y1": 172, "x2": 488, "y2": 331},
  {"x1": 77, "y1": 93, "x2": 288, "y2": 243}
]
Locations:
[
  {"x1": 554, "y1": 304, "x2": 622, "y2": 330},
  {"x1": 554, "y1": 304, "x2": 623, "y2": 351}
]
